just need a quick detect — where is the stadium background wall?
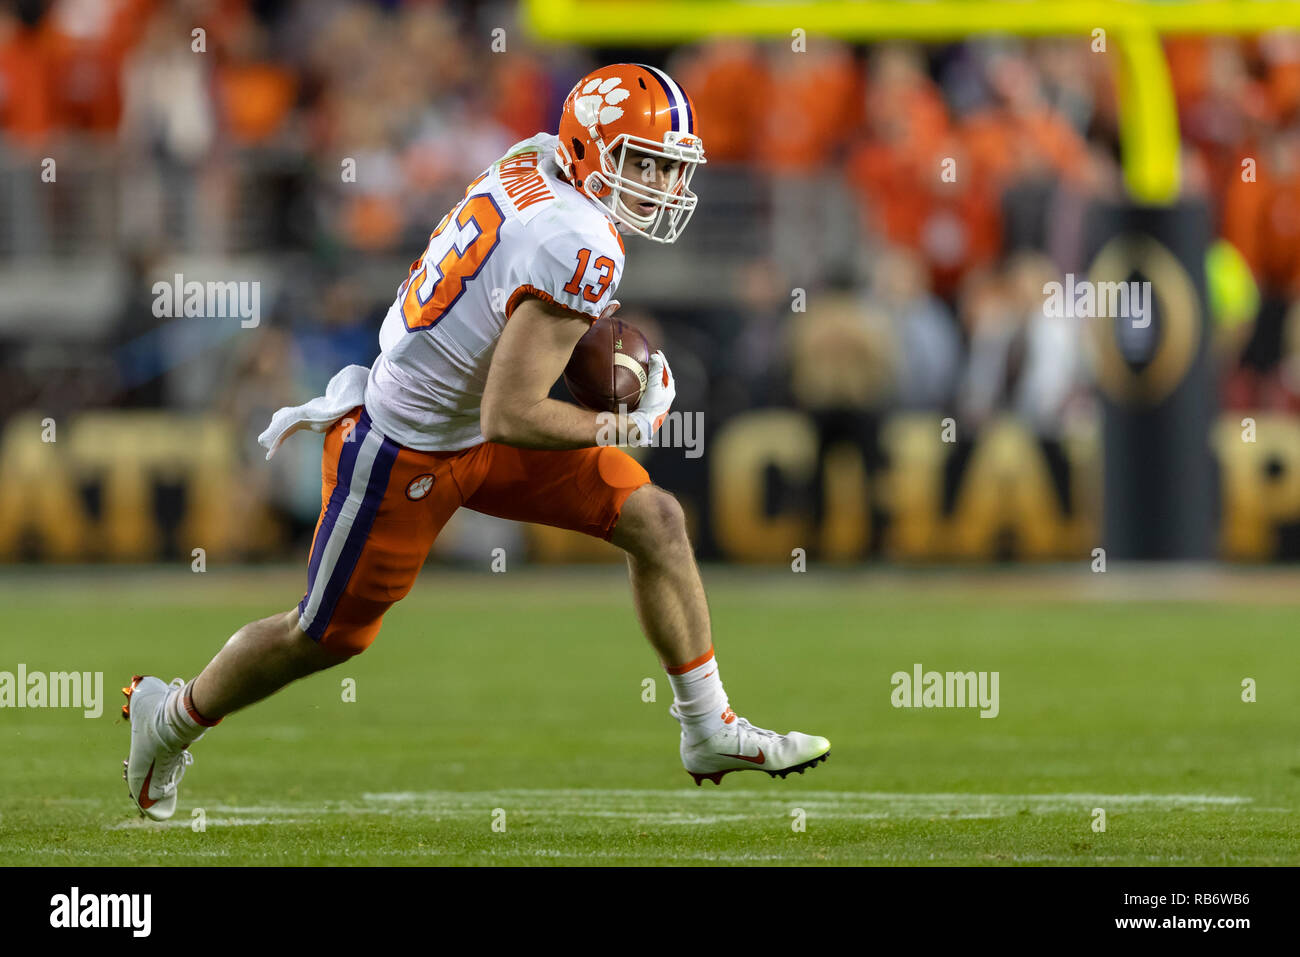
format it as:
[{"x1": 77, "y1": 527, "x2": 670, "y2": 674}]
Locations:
[{"x1": 4, "y1": 408, "x2": 1299, "y2": 564}]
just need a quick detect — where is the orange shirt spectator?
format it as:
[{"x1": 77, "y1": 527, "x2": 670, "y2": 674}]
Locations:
[
  {"x1": 961, "y1": 52, "x2": 1086, "y2": 187},
  {"x1": 490, "y1": 54, "x2": 551, "y2": 142},
  {"x1": 218, "y1": 62, "x2": 296, "y2": 143},
  {"x1": 758, "y1": 40, "x2": 860, "y2": 173},
  {"x1": 850, "y1": 136, "x2": 1001, "y2": 298},
  {"x1": 676, "y1": 39, "x2": 770, "y2": 164},
  {"x1": 962, "y1": 107, "x2": 1086, "y2": 187},
  {"x1": 1165, "y1": 37, "x2": 1211, "y2": 111},
  {"x1": 1260, "y1": 32, "x2": 1300, "y2": 120},
  {"x1": 0, "y1": 13, "x2": 55, "y2": 145},
  {"x1": 1223, "y1": 135, "x2": 1300, "y2": 295}
]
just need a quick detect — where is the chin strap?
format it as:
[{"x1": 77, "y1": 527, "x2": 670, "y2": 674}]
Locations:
[{"x1": 555, "y1": 146, "x2": 640, "y2": 236}]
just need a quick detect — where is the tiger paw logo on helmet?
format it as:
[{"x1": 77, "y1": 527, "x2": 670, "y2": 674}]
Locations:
[{"x1": 574, "y1": 77, "x2": 631, "y2": 127}]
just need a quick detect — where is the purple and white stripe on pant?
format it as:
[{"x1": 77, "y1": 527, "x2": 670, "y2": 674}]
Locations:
[{"x1": 298, "y1": 409, "x2": 399, "y2": 640}]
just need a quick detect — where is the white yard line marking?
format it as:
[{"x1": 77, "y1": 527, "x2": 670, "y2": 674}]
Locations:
[
  {"x1": 361, "y1": 789, "x2": 1256, "y2": 809},
  {"x1": 105, "y1": 817, "x2": 298, "y2": 830},
  {"x1": 94, "y1": 789, "x2": 1262, "y2": 831}
]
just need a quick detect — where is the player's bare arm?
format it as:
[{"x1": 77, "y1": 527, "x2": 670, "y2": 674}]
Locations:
[
  {"x1": 480, "y1": 295, "x2": 619, "y2": 449},
  {"x1": 481, "y1": 150, "x2": 685, "y2": 451}
]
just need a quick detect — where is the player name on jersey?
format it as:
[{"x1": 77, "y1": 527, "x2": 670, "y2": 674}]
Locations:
[{"x1": 498, "y1": 148, "x2": 553, "y2": 211}]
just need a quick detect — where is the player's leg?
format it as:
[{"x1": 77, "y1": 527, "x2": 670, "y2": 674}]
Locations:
[
  {"x1": 608, "y1": 484, "x2": 712, "y2": 668},
  {"x1": 123, "y1": 617, "x2": 328, "y2": 823},
  {"x1": 608, "y1": 482, "x2": 829, "y2": 782},
  {"x1": 453, "y1": 444, "x2": 697, "y2": 667},
  {"x1": 124, "y1": 408, "x2": 459, "y2": 818},
  {"x1": 122, "y1": 614, "x2": 328, "y2": 822},
  {"x1": 188, "y1": 610, "x2": 339, "y2": 718},
  {"x1": 457, "y1": 442, "x2": 830, "y2": 784}
]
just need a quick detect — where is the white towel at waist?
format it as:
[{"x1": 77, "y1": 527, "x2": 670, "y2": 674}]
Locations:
[{"x1": 257, "y1": 364, "x2": 370, "y2": 460}]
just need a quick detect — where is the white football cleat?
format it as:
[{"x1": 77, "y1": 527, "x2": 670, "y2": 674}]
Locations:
[
  {"x1": 121, "y1": 675, "x2": 196, "y2": 821},
  {"x1": 673, "y1": 704, "x2": 830, "y2": 785}
]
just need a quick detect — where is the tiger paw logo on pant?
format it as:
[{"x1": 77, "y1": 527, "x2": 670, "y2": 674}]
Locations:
[{"x1": 405, "y1": 474, "x2": 435, "y2": 500}]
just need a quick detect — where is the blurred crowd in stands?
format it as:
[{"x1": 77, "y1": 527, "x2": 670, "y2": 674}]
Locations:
[{"x1": 3, "y1": 0, "x2": 1300, "y2": 495}]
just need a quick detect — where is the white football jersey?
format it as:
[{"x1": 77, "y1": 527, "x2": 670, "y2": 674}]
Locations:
[{"x1": 365, "y1": 132, "x2": 626, "y2": 451}]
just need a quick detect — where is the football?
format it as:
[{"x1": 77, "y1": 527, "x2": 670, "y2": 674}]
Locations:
[{"x1": 563, "y1": 316, "x2": 652, "y2": 413}]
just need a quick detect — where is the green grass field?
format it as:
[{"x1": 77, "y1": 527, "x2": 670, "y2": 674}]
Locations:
[{"x1": 0, "y1": 565, "x2": 1297, "y2": 865}]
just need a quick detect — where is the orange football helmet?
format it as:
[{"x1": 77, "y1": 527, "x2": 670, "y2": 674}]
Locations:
[{"x1": 556, "y1": 63, "x2": 706, "y2": 244}]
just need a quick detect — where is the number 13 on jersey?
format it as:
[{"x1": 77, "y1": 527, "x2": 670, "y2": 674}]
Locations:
[
  {"x1": 401, "y1": 192, "x2": 505, "y2": 331},
  {"x1": 563, "y1": 248, "x2": 616, "y2": 303}
]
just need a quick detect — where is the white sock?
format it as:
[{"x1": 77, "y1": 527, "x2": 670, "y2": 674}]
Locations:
[
  {"x1": 666, "y1": 649, "x2": 733, "y2": 746},
  {"x1": 158, "y1": 680, "x2": 215, "y2": 750}
]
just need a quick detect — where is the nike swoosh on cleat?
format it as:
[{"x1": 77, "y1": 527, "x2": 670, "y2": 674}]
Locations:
[
  {"x1": 137, "y1": 760, "x2": 158, "y2": 809},
  {"x1": 718, "y1": 748, "x2": 765, "y2": 765}
]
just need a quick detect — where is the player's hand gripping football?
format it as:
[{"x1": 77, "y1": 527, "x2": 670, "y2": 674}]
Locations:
[{"x1": 627, "y1": 350, "x2": 674, "y2": 446}]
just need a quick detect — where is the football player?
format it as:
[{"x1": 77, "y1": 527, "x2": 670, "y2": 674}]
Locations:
[{"x1": 122, "y1": 64, "x2": 830, "y2": 820}]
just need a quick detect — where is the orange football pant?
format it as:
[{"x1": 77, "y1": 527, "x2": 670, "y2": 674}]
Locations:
[{"x1": 297, "y1": 406, "x2": 650, "y2": 657}]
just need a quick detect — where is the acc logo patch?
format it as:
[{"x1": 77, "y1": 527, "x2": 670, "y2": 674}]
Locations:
[{"x1": 405, "y1": 473, "x2": 436, "y2": 500}]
